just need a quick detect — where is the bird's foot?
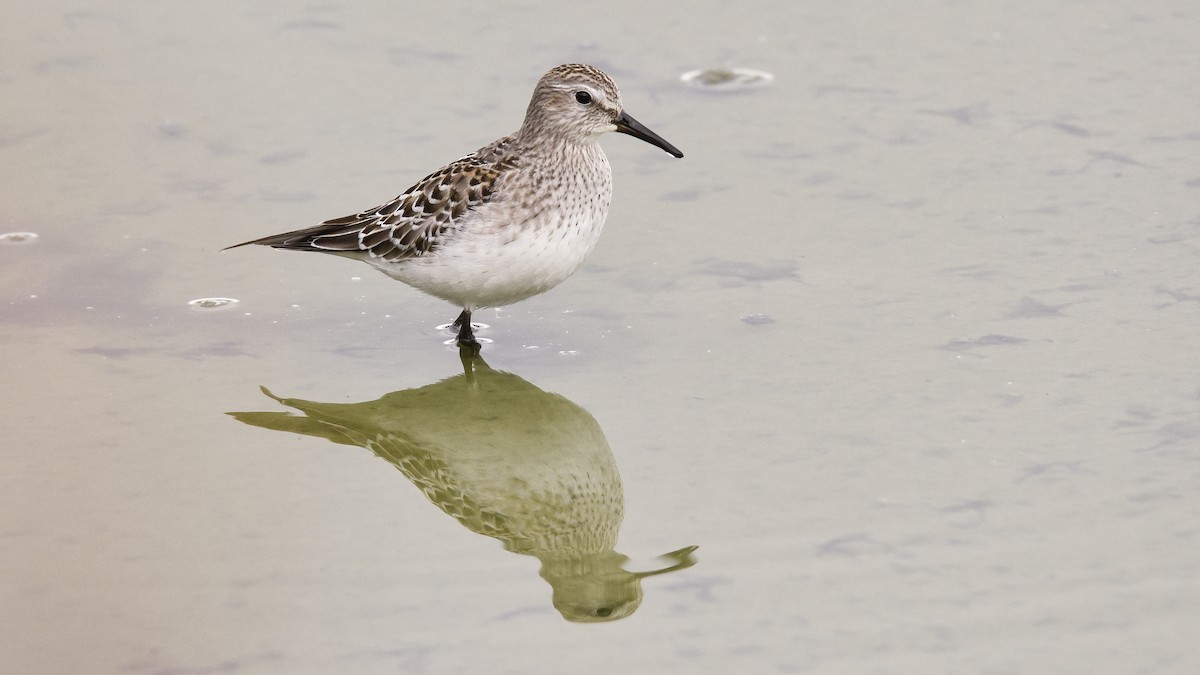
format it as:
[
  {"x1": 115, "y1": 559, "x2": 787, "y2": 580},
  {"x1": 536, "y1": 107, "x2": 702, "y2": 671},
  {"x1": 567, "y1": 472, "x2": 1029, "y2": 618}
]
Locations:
[{"x1": 456, "y1": 335, "x2": 482, "y2": 354}]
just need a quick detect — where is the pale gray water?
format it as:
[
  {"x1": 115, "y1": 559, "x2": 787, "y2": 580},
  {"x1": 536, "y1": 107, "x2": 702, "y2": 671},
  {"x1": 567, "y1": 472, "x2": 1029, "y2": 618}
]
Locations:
[{"x1": 3, "y1": 1, "x2": 1198, "y2": 673}]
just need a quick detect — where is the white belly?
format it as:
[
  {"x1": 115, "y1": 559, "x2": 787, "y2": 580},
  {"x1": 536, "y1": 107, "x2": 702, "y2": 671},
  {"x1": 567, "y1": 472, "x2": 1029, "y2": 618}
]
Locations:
[{"x1": 374, "y1": 198, "x2": 610, "y2": 310}]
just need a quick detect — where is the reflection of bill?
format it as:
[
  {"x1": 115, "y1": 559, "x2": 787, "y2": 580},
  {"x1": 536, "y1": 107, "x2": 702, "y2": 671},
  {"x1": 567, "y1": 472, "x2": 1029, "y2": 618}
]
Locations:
[{"x1": 229, "y1": 351, "x2": 697, "y2": 622}]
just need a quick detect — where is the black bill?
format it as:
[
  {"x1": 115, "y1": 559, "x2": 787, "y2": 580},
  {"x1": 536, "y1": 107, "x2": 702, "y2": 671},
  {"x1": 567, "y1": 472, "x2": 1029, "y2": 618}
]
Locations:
[{"x1": 615, "y1": 111, "x2": 684, "y2": 158}]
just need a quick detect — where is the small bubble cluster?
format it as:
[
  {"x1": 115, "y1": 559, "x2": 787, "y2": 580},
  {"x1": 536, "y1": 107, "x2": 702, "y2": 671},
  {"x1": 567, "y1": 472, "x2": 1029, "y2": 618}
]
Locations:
[
  {"x1": 681, "y1": 68, "x2": 774, "y2": 92},
  {"x1": 188, "y1": 297, "x2": 240, "y2": 310},
  {"x1": 0, "y1": 232, "x2": 39, "y2": 245},
  {"x1": 741, "y1": 313, "x2": 775, "y2": 325}
]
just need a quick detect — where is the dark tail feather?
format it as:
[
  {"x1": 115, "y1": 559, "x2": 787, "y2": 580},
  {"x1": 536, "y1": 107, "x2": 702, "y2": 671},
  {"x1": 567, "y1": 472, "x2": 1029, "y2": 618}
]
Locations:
[
  {"x1": 222, "y1": 221, "x2": 370, "y2": 252},
  {"x1": 222, "y1": 226, "x2": 320, "y2": 251}
]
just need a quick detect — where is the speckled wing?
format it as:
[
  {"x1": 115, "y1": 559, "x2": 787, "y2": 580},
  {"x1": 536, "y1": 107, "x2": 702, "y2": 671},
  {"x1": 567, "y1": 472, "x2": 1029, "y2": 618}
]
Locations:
[{"x1": 227, "y1": 151, "x2": 505, "y2": 261}]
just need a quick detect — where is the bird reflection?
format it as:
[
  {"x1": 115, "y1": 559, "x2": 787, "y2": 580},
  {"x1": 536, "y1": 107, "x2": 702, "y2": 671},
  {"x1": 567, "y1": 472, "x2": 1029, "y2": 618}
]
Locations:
[{"x1": 228, "y1": 349, "x2": 697, "y2": 622}]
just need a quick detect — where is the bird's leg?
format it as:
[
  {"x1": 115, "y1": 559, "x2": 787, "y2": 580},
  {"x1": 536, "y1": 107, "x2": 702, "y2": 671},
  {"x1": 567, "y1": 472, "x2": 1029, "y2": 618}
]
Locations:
[
  {"x1": 454, "y1": 309, "x2": 481, "y2": 352},
  {"x1": 458, "y1": 342, "x2": 487, "y2": 383}
]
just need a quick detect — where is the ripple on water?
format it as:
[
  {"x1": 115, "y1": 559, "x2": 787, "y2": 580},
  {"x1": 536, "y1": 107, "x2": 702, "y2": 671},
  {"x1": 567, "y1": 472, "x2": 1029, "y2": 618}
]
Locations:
[
  {"x1": 0, "y1": 232, "x2": 39, "y2": 245},
  {"x1": 442, "y1": 337, "x2": 494, "y2": 347},
  {"x1": 435, "y1": 322, "x2": 489, "y2": 331},
  {"x1": 681, "y1": 68, "x2": 774, "y2": 92},
  {"x1": 188, "y1": 297, "x2": 240, "y2": 310}
]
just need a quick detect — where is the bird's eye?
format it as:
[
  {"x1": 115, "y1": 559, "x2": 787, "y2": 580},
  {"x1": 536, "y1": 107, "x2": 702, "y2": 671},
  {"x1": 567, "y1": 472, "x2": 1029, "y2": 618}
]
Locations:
[{"x1": 574, "y1": 91, "x2": 593, "y2": 105}]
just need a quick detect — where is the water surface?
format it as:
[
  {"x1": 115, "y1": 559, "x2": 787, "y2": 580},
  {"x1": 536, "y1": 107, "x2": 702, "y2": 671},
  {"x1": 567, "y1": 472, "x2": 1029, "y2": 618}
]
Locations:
[{"x1": 3, "y1": 1, "x2": 1198, "y2": 673}]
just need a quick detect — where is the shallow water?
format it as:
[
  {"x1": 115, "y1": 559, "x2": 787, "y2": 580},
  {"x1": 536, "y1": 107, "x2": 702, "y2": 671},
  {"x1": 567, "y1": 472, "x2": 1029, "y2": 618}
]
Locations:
[{"x1": 4, "y1": 1, "x2": 1199, "y2": 673}]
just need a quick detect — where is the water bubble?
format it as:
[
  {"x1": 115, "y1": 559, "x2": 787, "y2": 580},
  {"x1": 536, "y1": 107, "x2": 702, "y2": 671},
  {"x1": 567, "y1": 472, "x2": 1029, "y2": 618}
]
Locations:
[
  {"x1": 741, "y1": 313, "x2": 775, "y2": 325},
  {"x1": 0, "y1": 232, "x2": 39, "y2": 245},
  {"x1": 681, "y1": 68, "x2": 774, "y2": 92},
  {"x1": 188, "y1": 297, "x2": 240, "y2": 310}
]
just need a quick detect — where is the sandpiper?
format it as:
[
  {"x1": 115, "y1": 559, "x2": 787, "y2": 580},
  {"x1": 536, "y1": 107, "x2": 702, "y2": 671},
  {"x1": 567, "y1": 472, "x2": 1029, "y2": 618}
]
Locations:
[{"x1": 226, "y1": 63, "x2": 682, "y2": 349}]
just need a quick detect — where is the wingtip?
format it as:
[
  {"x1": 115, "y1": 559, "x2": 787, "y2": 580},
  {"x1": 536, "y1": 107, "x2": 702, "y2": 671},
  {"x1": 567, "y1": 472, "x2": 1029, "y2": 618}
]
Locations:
[
  {"x1": 222, "y1": 236, "x2": 276, "y2": 251},
  {"x1": 221, "y1": 237, "x2": 259, "y2": 251}
]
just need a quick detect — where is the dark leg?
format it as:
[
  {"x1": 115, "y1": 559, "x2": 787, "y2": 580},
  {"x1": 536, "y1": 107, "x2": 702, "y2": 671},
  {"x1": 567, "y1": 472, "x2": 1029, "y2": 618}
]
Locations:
[
  {"x1": 451, "y1": 309, "x2": 470, "y2": 329},
  {"x1": 453, "y1": 309, "x2": 480, "y2": 352}
]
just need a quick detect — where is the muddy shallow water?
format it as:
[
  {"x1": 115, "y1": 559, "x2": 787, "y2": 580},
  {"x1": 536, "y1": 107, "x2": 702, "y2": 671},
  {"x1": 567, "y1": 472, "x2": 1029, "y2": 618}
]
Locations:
[{"x1": 4, "y1": 1, "x2": 1198, "y2": 673}]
